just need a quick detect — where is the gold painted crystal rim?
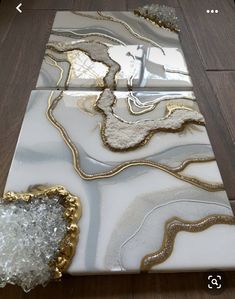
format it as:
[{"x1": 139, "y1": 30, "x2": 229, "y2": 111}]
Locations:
[
  {"x1": 3, "y1": 185, "x2": 82, "y2": 280},
  {"x1": 141, "y1": 214, "x2": 235, "y2": 271}
]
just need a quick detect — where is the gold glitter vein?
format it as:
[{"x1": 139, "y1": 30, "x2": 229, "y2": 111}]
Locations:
[
  {"x1": 73, "y1": 11, "x2": 165, "y2": 55},
  {"x1": 46, "y1": 91, "x2": 223, "y2": 192},
  {"x1": 141, "y1": 214, "x2": 235, "y2": 271},
  {"x1": 51, "y1": 30, "x2": 137, "y2": 89},
  {"x1": 44, "y1": 53, "x2": 72, "y2": 89},
  {"x1": 127, "y1": 93, "x2": 196, "y2": 116},
  {"x1": 46, "y1": 40, "x2": 120, "y2": 89},
  {"x1": 45, "y1": 56, "x2": 64, "y2": 87},
  {"x1": 3, "y1": 185, "x2": 82, "y2": 280},
  {"x1": 96, "y1": 90, "x2": 205, "y2": 152}
]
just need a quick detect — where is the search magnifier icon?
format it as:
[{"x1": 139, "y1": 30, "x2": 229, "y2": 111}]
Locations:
[
  {"x1": 207, "y1": 274, "x2": 223, "y2": 291},
  {"x1": 211, "y1": 278, "x2": 218, "y2": 286}
]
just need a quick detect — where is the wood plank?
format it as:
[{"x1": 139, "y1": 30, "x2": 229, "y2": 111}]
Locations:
[
  {"x1": 1, "y1": 271, "x2": 235, "y2": 299},
  {"x1": 127, "y1": 0, "x2": 179, "y2": 10},
  {"x1": 23, "y1": 0, "x2": 74, "y2": 9},
  {"x1": 133, "y1": 272, "x2": 235, "y2": 299},
  {"x1": 228, "y1": 0, "x2": 235, "y2": 8},
  {"x1": 19, "y1": 275, "x2": 133, "y2": 299},
  {"x1": 73, "y1": 0, "x2": 127, "y2": 10},
  {"x1": 0, "y1": 10, "x2": 55, "y2": 195},
  {"x1": 0, "y1": 0, "x2": 16, "y2": 45},
  {"x1": 230, "y1": 200, "x2": 235, "y2": 214},
  {"x1": 174, "y1": 7, "x2": 235, "y2": 199},
  {"x1": 0, "y1": 285, "x2": 23, "y2": 299},
  {"x1": 179, "y1": 0, "x2": 235, "y2": 70},
  {"x1": 207, "y1": 71, "x2": 235, "y2": 146}
]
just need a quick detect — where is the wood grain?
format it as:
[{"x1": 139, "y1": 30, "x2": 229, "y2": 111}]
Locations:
[
  {"x1": 0, "y1": 0, "x2": 16, "y2": 45},
  {"x1": 228, "y1": 0, "x2": 235, "y2": 8},
  {"x1": 73, "y1": 0, "x2": 127, "y2": 10},
  {"x1": 0, "y1": 10, "x2": 55, "y2": 194},
  {"x1": 132, "y1": 272, "x2": 235, "y2": 299},
  {"x1": 23, "y1": 0, "x2": 74, "y2": 9},
  {"x1": 127, "y1": 0, "x2": 179, "y2": 9},
  {"x1": 207, "y1": 71, "x2": 235, "y2": 146},
  {"x1": 179, "y1": 0, "x2": 235, "y2": 70},
  {"x1": 1, "y1": 272, "x2": 235, "y2": 299},
  {"x1": 176, "y1": 7, "x2": 235, "y2": 199},
  {"x1": 230, "y1": 200, "x2": 235, "y2": 214}
]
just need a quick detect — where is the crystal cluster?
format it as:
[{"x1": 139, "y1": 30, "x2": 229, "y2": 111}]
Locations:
[
  {"x1": 134, "y1": 4, "x2": 180, "y2": 32},
  {"x1": 0, "y1": 196, "x2": 67, "y2": 292}
]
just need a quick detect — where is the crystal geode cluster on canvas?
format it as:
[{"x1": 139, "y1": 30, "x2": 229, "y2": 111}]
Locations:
[{"x1": 2, "y1": 5, "x2": 235, "y2": 292}]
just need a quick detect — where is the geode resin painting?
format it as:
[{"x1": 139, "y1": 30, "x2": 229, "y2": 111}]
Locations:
[{"x1": 2, "y1": 5, "x2": 235, "y2": 292}]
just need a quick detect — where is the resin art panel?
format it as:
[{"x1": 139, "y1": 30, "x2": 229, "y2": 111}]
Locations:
[
  {"x1": 37, "y1": 11, "x2": 192, "y2": 90},
  {"x1": 2, "y1": 6, "x2": 235, "y2": 292}
]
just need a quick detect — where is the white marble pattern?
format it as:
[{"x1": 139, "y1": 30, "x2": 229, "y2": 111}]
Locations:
[
  {"x1": 36, "y1": 11, "x2": 192, "y2": 89},
  {"x1": 4, "y1": 90, "x2": 235, "y2": 274}
]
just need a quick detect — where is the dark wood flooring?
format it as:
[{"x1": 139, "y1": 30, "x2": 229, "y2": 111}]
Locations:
[{"x1": 0, "y1": 0, "x2": 235, "y2": 298}]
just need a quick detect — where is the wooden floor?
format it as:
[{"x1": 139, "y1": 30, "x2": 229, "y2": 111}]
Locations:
[{"x1": 0, "y1": 0, "x2": 235, "y2": 298}]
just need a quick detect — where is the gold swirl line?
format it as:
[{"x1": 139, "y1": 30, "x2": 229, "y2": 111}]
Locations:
[
  {"x1": 97, "y1": 11, "x2": 165, "y2": 55},
  {"x1": 170, "y1": 157, "x2": 215, "y2": 172},
  {"x1": 127, "y1": 94, "x2": 196, "y2": 116},
  {"x1": 45, "y1": 56, "x2": 64, "y2": 86},
  {"x1": 46, "y1": 91, "x2": 223, "y2": 192},
  {"x1": 44, "y1": 38, "x2": 221, "y2": 192},
  {"x1": 46, "y1": 41, "x2": 120, "y2": 89},
  {"x1": 51, "y1": 30, "x2": 137, "y2": 88},
  {"x1": 46, "y1": 48, "x2": 106, "y2": 89},
  {"x1": 52, "y1": 29, "x2": 126, "y2": 46},
  {"x1": 127, "y1": 97, "x2": 156, "y2": 115},
  {"x1": 66, "y1": 13, "x2": 192, "y2": 78},
  {"x1": 73, "y1": 11, "x2": 165, "y2": 55},
  {"x1": 141, "y1": 214, "x2": 235, "y2": 271},
  {"x1": 96, "y1": 90, "x2": 205, "y2": 151},
  {"x1": 68, "y1": 53, "x2": 106, "y2": 87},
  {"x1": 44, "y1": 53, "x2": 72, "y2": 89}
]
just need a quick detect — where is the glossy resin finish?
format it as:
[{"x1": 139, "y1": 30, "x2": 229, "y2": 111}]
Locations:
[
  {"x1": 36, "y1": 12, "x2": 192, "y2": 90},
  {"x1": 4, "y1": 10, "x2": 235, "y2": 276}
]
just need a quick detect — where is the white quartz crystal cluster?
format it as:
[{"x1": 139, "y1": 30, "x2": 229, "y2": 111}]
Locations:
[
  {"x1": 135, "y1": 4, "x2": 179, "y2": 32},
  {"x1": 0, "y1": 196, "x2": 67, "y2": 292}
]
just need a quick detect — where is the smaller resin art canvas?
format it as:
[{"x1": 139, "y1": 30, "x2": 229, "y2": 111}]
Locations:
[{"x1": 1, "y1": 4, "x2": 235, "y2": 292}]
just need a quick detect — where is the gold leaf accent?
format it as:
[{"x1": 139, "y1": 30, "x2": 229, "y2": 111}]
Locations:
[{"x1": 164, "y1": 102, "x2": 193, "y2": 118}]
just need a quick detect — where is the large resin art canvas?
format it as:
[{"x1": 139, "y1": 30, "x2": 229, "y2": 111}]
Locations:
[{"x1": 2, "y1": 7, "x2": 235, "y2": 292}]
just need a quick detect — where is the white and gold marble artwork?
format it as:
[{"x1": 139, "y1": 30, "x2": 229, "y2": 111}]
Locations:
[{"x1": 2, "y1": 7, "x2": 235, "y2": 292}]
